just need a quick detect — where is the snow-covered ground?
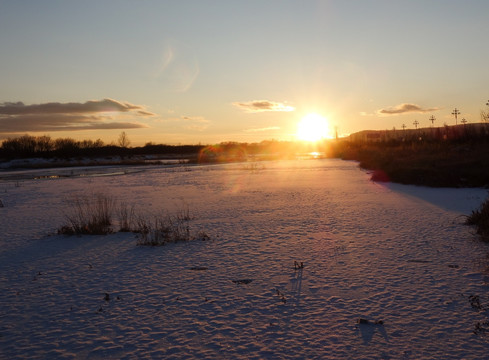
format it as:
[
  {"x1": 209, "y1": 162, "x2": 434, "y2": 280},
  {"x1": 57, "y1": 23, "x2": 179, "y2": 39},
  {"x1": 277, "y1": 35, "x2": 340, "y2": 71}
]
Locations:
[{"x1": 1, "y1": 158, "x2": 489, "y2": 359}]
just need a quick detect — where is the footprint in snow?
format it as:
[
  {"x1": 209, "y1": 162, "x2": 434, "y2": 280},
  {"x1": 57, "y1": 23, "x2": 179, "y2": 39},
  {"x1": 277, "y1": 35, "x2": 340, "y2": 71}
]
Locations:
[{"x1": 232, "y1": 279, "x2": 253, "y2": 285}]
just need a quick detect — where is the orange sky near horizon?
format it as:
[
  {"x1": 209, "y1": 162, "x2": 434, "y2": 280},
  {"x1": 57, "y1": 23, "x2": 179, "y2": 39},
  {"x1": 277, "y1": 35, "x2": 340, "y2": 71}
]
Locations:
[{"x1": 1, "y1": 1, "x2": 489, "y2": 146}]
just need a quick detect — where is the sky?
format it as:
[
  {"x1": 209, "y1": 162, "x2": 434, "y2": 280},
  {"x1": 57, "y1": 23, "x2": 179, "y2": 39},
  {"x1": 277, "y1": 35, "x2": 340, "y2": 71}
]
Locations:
[{"x1": 1, "y1": 0, "x2": 489, "y2": 146}]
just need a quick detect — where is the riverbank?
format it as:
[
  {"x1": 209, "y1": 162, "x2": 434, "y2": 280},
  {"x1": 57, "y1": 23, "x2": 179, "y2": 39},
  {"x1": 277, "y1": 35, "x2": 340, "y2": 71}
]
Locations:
[
  {"x1": 331, "y1": 139, "x2": 489, "y2": 188},
  {"x1": 3, "y1": 136, "x2": 489, "y2": 189}
]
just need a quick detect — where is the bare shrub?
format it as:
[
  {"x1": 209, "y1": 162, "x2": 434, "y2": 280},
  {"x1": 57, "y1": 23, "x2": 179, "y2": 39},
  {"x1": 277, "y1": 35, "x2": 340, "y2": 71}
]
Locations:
[
  {"x1": 134, "y1": 215, "x2": 159, "y2": 246},
  {"x1": 136, "y1": 212, "x2": 191, "y2": 246},
  {"x1": 117, "y1": 202, "x2": 136, "y2": 232},
  {"x1": 195, "y1": 230, "x2": 211, "y2": 241},
  {"x1": 60, "y1": 193, "x2": 115, "y2": 235},
  {"x1": 466, "y1": 196, "x2": 489, "y2": 240},
  {"x1": 57, "y1": 225, "x2": 75, "y2": 235},
  {"x1": 176, "y1": 201, "x2": 192, "y2": 221},
  {"x1": 169, "y1": 215, "x2": 191, "y2": 242}
]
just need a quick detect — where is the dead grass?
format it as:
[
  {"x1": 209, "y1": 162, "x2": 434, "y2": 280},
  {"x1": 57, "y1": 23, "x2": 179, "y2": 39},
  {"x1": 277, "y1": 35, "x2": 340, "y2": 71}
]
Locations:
[
  {"x1": 135, "y1": 212, "x2": 191, "y2": 246},
  {"x1": 117, "y1": 202, "x2": 136, "y2": 232},
  {"x1": 59, "y1": 193, "x2": 115, "y2": 235},
  {"x1": 334, "y1": 140, "x2": 489, "y2": 187},
  {"x1": 58, "y1": 193, "x2": 210, "y2": 245},
  {"x1": 466, "y1": 196, "x2": 489, "y2": 240}
]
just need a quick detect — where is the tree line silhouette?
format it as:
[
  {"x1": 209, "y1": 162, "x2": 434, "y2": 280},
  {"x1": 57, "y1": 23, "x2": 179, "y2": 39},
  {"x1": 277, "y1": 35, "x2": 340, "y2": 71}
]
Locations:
[
  {"x1": 0, "y1": 134, "x2": 327, "y2": 162},
  {"x1": 0, "y1": 134, "x2": 203, "y2": 160}
]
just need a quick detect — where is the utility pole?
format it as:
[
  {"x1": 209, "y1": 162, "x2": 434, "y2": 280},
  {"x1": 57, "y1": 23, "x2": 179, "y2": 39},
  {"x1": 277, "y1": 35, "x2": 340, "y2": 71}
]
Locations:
[
  {"x1": 429, "y1": 115, "x2": 436, "y2": 127},
  {"x1": 413, "y1": 120, "x2": 419, "y2": 129},
  {"x1": 451, "y1": 108, "x2": 460, "y2": 125},
  {"x1": 461, "y1": 118, "x2": 467, "y2": 136},
  {"x1": 402, "y1": 124, "x2": 406, "y2": 130}
]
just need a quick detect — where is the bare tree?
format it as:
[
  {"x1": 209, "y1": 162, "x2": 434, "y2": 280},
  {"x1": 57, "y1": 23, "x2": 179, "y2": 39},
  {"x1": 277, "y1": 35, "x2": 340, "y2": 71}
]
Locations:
[
  {"x1": 481, "y1": 100, "x2": 489, "y2": 122},
  {"x1": 37, "y1": 135, "x2": 53, "y2": 152},
  {"x1": 481, "y1": 110, "x2": 488, "y2": 122},
  {"x1": 118, "y1": 131, "x2": 131, "y2": 148}
]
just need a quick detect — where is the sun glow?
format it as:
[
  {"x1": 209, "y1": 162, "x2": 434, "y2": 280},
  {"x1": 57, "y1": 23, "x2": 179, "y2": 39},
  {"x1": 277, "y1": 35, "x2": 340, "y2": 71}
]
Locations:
[{"x1": 296, "y1": 113, "x2": 330, "y2": 142}]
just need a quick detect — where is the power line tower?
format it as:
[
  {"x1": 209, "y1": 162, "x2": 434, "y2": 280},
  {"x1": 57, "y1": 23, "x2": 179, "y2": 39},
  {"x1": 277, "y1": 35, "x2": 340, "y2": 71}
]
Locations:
[
  {"x1": 429, "y1": 115, "x2": 436, "y2": 127},
  {"x1": 451, "y1": 108, "x2": 460, "y2": 125},
  {"x1": 413, "y1": 120, "x2": 419, "y2": 129}
]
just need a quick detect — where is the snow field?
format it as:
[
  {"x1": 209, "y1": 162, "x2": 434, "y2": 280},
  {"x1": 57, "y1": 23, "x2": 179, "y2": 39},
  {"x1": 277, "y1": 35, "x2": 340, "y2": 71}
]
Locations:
[{"x1": 1, "y1": 159, "x2": 489, "y2": 359}]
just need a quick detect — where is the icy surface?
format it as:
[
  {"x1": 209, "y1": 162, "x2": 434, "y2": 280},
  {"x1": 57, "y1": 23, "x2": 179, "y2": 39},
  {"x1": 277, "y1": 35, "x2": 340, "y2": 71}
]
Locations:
[{"x1": 1, "y1": 159, "x2": 489, "y2": 359}]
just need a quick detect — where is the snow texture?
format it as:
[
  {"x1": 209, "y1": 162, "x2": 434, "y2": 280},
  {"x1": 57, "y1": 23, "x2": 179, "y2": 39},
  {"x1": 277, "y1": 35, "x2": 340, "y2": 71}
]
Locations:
[{"x1": 1, "y1": 159, "x2": 489, "y2": 359}]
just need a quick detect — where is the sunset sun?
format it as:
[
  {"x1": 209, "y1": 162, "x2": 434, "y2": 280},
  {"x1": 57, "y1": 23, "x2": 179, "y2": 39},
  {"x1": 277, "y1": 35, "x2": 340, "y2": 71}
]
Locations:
[{"x1": 296, "y1": 113, "x2": 330, "y2": 142}]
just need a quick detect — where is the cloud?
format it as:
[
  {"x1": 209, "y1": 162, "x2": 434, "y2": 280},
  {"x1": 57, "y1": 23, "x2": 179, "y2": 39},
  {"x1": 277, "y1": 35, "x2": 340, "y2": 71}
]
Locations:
[
  {"x1": 137, "y1": 110, "x2": 156, "y2": 116},
  {"x1": 233, "y1": 100, "x2": 295, "y2": 113},
  {"x1": 0, "y1": 99, "x2": 152, "y2": 134},
  {"x1": 0, "y1": 98, "x2": 154, "y2": 115},
  {"x1": 154, "y1": 39, "x2": 200, "y2": 93},
  {"x1": 0, "y1": 114, "x2": 147, "y2": 133},
  {"x1": 377, "y1": 103, "x2": 440, "y2": 115},
  {"x1": 244, "y1": 126, "x2": 281, "y2": 132},
  {"x1": 181, "y1": 116, "x2": 210, "y2": 131}
]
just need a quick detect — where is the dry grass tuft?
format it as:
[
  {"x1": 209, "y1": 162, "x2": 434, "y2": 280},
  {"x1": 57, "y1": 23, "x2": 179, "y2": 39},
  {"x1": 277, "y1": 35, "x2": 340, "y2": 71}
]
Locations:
[
  {"x1": 135, "y1": 212, "x2": 191, "y2": 246},
  {"x1": 58, "y1": 193, "x2": 211, "y2": 245},
  {"x1": 59, "y1": 193, "x2": 115, "y2": 235},
  {"x1": 117, "y1": 202, "x2": 136, "y2": 232},
  {"x1": 466, "y1": 196, "x2": 489, "y2": 240}
]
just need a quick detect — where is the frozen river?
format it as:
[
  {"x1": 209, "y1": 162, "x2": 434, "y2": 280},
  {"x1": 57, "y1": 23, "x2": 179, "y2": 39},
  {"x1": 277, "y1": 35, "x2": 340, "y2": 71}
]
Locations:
[{"x1": 1, "y1": 158, "x2": 489, "y2": 359}]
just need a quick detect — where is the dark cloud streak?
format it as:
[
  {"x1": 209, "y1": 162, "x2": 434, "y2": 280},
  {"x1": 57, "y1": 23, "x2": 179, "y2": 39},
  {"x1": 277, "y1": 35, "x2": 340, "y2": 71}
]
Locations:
[
  {"x1": 0, "y1": 98, "x2": 152, "y2": 134},
  {"x1": 378, "y1": 103, "x2": 439, "y2": 115},
  {"x1": 233, "y1": 100, "x2": 294, "y2": 112},
  {"x1": 0, "y1": 114, "x2": 147, "y2": 132},
  {"x1": 0, "y1": 98, "x2": 153, "y2": 115}
]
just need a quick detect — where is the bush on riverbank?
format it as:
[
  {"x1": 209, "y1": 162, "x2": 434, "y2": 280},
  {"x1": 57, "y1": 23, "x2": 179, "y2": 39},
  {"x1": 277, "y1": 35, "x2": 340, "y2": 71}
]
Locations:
[
  {"x1": 466, "y1": 197, "x2": 489, "y2": 240},
  {"x1": 330, "y1": 139, "x2": 489, "y2": 188}
]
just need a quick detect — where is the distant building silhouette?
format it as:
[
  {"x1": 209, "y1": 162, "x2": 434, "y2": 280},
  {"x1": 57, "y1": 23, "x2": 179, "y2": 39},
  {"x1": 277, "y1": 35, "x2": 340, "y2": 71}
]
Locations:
[{"x1": 349, "y1": 122, "x2": 489, "y2": 142}]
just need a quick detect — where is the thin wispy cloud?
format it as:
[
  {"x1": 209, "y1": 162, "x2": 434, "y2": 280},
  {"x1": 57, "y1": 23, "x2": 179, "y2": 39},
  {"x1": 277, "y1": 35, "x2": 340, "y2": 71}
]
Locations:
[
  {"x1": 378, "y1": 103, "x2": 440, "y2": 115},
  {"x1": 0, "y1": 99, "x2": 152, "y2": 134},
  {"x1": 244, "y1": 126, "x2": 281, "y2": 132},
  {"x1": 181, "y1": 116, "x2": 210, "y2": 131},
  {"x1": 233, "y1": 100, "x2": 295, "y2": 113}
]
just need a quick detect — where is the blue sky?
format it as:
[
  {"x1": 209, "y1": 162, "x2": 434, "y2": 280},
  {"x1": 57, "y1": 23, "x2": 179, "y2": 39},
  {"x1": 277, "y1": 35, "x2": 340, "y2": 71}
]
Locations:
[{"x1": 1, "y1": 0, "x2": 489, "y2": 145}]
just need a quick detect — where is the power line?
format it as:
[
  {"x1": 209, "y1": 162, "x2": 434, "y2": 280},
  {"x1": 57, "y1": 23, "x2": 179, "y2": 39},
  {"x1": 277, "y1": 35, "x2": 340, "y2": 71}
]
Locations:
[{"x1": 451, "y1": 108, "x2": 460, "y2": 125}]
